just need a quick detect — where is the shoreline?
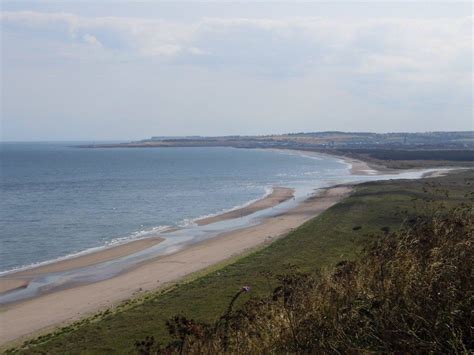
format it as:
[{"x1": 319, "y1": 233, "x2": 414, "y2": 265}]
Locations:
[
  {"x1": 0, "y1": 150, "x2": 436, "y2": 347},
  {"x1": 0, "y1": 186, "x2": 294, "y2": 295},
  {"x1": 0, "y1": 237, "x2": 165, "y2": 294},
  {"x1": 306, "y1": 151, "x2": 383, "y2": 175},
  {"x1": 266, "y1": 148, "x2": 385, "y2": 176},
  {"x1": 0, "y1": 150, "x2": 373, "y2": 283},
  {"x1": 196, "y1": 186, "x2": 294, "y2": 225},
  {"x1": 0, "y1": 184, "x2": 353, "y2": 347}
]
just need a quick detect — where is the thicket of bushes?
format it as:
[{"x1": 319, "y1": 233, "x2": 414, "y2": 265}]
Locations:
[{"x1": 136, "y1": 203, "x2": 473, "y2": 353}]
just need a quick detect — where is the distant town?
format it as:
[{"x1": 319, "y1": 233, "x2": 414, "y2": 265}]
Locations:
[{"x1": 81, "y1": 131, "x2": 474, "y2": 169}]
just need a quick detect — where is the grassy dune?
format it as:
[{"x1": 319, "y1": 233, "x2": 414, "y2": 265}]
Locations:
[
  {"x1": 10, "y1": 170, "x2": 473, "y2": 354},
  {"x1": 153, "y1": 196, "x2": 472, "y2": 353}
]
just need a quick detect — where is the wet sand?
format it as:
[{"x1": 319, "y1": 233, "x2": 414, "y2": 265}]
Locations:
[
  {"x1": 422, "y1": 169, "x2": 454, "y2": 178},
  {"x1": 0, "y1": 187, "x2": 294, "y2": 295},
  {"x1": 0, "y1": 185, "x2": 352, "y2": 346},
  {"x1": 308, "y1": 151, "x2": 382, "y2": 175},
  {"x1": 0, "y1": 237, "x2": 164, "y2": 294},
  {"x1": 196, "y1": 187, "x2": 294, "y2": 225},
  {"x1": 0, "y1": 279, "x2": 29, "y2": 294},
  {"x1": 343, "y1": 156, "x2": 381, "y2": 175},
  {"x1": 0, "y1": 150, "x2": 394, "y2": 347},
  {"x1": 267, "y1": 149, "x2": 385, "y2": 176}
]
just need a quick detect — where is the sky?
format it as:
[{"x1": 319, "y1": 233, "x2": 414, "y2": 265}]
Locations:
[{"x1": 1, "y1": 1, "x2": 472, "y2": 141}]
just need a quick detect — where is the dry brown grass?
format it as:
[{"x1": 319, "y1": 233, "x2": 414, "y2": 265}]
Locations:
[{"x1": 136, "y1": 203, "x2": 473, "y2": 354}]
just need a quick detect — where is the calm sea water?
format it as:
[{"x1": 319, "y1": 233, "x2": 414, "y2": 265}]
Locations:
[{"x1": 0, "y1": 143, "x2": 348, "y2": 272}]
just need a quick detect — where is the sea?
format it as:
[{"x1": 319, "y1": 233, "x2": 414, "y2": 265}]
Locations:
[{"x1": 0, "y1": 142, "x2": 351, "y2": 274}]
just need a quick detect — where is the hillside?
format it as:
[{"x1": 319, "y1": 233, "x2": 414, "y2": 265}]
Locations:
[
  {"x1": 142, "y1": 199, "x2": 473, "y2": 353},
  {"x1": 8, "y1": 170, "x2": 474, "y2": 354}
]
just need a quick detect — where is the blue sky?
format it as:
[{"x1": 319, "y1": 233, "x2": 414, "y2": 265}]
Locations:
[{"x1": 1, "y1": 1, "x2": 472, "y2": 141}]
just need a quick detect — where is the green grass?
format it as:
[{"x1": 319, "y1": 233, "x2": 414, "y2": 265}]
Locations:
[
  {"x1": 10, "y1": 170, "x2": 474, "y2": 354},
  {"x1": 154, "y1": 200, "x2": 472, "y2": 353}
]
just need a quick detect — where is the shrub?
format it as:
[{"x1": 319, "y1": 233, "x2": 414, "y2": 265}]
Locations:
[{"x1": 136, "y1": 204, "x2": 473, "y2": 353}]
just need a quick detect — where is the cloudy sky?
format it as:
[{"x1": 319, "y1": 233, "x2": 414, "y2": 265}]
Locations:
[{"x1": 1, "y1": 1, "x2": 472, "y2": 141}]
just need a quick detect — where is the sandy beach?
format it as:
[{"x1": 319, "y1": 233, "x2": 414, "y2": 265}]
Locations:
[
  {"x1": 0, "y1": 186, "x2": 293, "y2": 295},
  {"x1": 320, "y1": 154, "x2": 383, "y2": 175},
  {"x1": 269, "y1": 149, "x2": 383, "y2": 176},
  {"x1": 196, "y1": 186, "x2": 294, "y2": 225},
  {"x1": 0, "y1": 185, "x2": 352, "y2": 346},
  {"x1": 0, "y1": 237, "x2": 164, "y2": 294}
]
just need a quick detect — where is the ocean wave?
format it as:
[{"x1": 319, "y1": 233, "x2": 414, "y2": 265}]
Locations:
[
  {"x1": 266, "y1": 148, "x2": 326, "y2": 161},
  {"x1": 177, "y1": 186, "x2": 274, "y2": 227},
  {"x1": 106, "y1": 225, "x2": 173, "y2": 245},
  {"x1": 1, "y1": 145, "x2": 352, "y2": 276},
  {"x1": 280, "y1": 149, "x2": 351, "y2": 169},
  {"x1": 0, "y1": 225, "x2": 172, "y2": 276},
  {"x1": 0, "y1": 187, "x2": 278, "y2": 275}
]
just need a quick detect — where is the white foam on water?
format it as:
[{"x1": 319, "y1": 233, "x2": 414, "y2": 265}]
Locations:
[
  {"x1": 0, "y1": 185, "x2": 281, "y2": 276},
  {"x1": 178, "y1": 186, "x2": 275, "y2": 227},
  {"x1": 0, "y1": 225, "x2": 173, "y2": 276}
]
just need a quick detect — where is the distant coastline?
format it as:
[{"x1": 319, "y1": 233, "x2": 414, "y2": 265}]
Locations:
[
  {"x1": 0, "y1": 186, "x2": 295, "y2": 295},
  {"x1": 77, "y1": 131, "x2": 474, "y2": 171},
  {"x1": 0, "y1": 182, "x2": 355, "y2": 346},
  {"x1": 0, "y1": 145, "x2": 457, "y2": 347}
]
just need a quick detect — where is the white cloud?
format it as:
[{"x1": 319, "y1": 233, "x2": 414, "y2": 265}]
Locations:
[
  {"x1": 1, "y1": 11, "x2": 196, "y2": 59},
  {"x1": 82, "y1": 33, "x2": 102, "y2": 47},
  {"x1": 1, "y1": 11, "x2": 471, "y2": 76},
  {"x1": 1, "y1": 9, "x2": 472, "y2": 140}
]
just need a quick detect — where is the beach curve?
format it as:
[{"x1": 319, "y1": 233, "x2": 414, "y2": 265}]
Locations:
[{"x1": 0, "y1": 185, "x2": 352, "y2": 347}]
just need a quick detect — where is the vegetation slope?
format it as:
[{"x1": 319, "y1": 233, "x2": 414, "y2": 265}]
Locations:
[
  {"x1": 142, "y1": 198, "x2": 472, "y2": 353},
  {"x1": 9, "y1": 170, "x2": 474, "y2": 354}
]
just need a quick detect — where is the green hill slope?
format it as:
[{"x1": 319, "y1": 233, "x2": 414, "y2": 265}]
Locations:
[{"x1": 10, "y1": 170, "x2": 473, "y2": 354}]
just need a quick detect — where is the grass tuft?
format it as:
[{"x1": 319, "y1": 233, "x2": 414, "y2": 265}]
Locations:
[{"x1": 139, "y1": 203, "x2": 473, "y2": 353}]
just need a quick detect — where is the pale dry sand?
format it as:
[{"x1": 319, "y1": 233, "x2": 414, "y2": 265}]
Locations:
[
  {"x1": 269, "y1": 149, "x2": 383, "y2": 176},
  {"x1": 0, "y1": 187, "x2": 293, "y2": 294},
  {"x1": 196, "y1": 187, "x2": 294, "y2": 225},
  {"x1": 0, "y1": 237, "x2": 164, "y2": 294},
  {"x1": 342, "y1": 157, "x2": 381, "y2": 175},
  {"x1": 0, "y1": 186, "x2": 352, "y2": 347}
]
